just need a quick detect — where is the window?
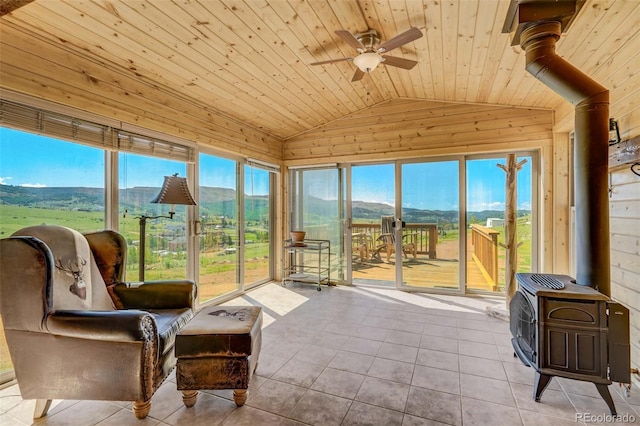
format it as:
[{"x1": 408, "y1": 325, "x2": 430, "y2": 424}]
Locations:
[
  {"x1": 244, "y1": 164, "x2": 274, "y2": 286},
  {"x1": 0, "y1": 127, "x2": 105, "y2": 379},
  {"x1": 119, "y1": 152, "x2": 188, "y2": 281}
]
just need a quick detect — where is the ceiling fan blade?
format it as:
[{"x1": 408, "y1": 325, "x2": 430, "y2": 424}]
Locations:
[
  {"x1": 335, "y1": 30, "x2": 365, "y2": 50},
  {"x1": 310, "y1": 57, "x2": 353, "y2": 66},
  {"x1": 351, "y1": 68, "x2": 365, "y2": 82},
  {"x1": 381, "y1": 55, "x2": 418, "y2": 70},
  {"x1": 377, "y1": 27, "x2": 423, "y2": 53}
]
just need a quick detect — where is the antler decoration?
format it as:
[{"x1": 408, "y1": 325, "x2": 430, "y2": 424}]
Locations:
[{"x1": 55, "y1": 256, "x2": 88, "y2": 300}]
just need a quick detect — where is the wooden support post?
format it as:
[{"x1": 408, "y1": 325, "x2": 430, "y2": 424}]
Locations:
[{"x1": 498, "y1": 154, "x2": 527, "y2": 309}]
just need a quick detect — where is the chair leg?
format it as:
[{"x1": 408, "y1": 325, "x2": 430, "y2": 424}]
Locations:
[
  {"x1": 181, "y1": 390, "x2": 198, "y2": 408},
  {"x1": 233, "y1": 389, "x2": 247, "y2": 406},
  {"x1": 133, "y1": 399, "x2": 151, "y2": 419},
  {"x1": 33, "y1": 399, "x2": 52, "y2": 418}
]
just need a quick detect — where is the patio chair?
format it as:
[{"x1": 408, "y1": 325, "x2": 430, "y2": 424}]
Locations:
[{"x1": 373, "y1": 216, "x2": 417, "y2": 262}]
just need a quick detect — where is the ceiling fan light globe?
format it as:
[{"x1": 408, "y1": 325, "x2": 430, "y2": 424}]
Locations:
[{"x1": 353, "y1": 52, "x2": 382, "y2": 73}]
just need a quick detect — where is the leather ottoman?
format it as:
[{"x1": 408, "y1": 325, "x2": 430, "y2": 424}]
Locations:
[{"x1": 175, "y1": 305, "x2": 262, "y2": 407}]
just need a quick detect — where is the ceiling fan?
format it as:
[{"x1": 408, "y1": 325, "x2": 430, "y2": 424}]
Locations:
[{"x1": 310, "y1": 27, "x2": 423, "y2": 82}]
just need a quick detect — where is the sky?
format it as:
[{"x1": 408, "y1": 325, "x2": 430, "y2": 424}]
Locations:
[
  {"x1": 306, "y1": 159, "x2": 532, "y2": 212},
  {"x1": 2, "y1": 127, "x2": 532, "y2": 211},
  {"x1": 0, "y1": 127, "x2": 270, "y2": 195}
]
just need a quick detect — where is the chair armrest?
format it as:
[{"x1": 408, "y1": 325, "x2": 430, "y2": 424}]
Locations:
[
  {"x1": 46, "y1": 310, "x2": 157, "y2": 343},
  {"x1": 112, "y1": 280, "x2": 196, "y2": 310}
]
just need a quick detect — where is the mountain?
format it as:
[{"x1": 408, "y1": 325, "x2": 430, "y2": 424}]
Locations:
[{"x1": 0, "y1": 184, "x2": 529, "y2": 224}]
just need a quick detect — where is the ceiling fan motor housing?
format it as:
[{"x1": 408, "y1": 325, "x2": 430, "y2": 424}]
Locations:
[{"x1": 356, "y1": 29, "x2": 381, "y2": 53}]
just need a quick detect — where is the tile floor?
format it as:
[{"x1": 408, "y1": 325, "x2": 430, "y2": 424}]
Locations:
[{"x1": 1, "y1": 282, "x2": 638, "y2": 425}]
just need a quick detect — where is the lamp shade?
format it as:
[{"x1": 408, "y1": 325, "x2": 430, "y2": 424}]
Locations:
[
  {"x1": 353, "y1": 52, "x2": 382, "y2": 73},
  {"x1": 150, "y1": 173, "x2": 197, "y2": 206}
]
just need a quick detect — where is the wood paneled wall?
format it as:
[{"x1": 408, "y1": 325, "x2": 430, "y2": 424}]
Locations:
[
  {"x1": 284, "y1": 99, "x2": 554, "y2": 164},
  {"x1": 0, "y1": 24, "x2": 282, "y2": 162}
]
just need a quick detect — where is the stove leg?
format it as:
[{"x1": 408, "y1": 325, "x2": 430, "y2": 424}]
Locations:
[
  {"x1": 595, "y1": 383, "x2": 617, "y2": 416},
  {"x1": 533, "y1": 372, "x2": 553, "y2": 402}
]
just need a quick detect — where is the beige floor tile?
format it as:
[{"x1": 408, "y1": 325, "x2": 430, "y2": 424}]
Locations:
[
  {"x1": 385, "y1": 330, "x2": 423, "y2": 348},
  {"x1": 32, "y1": 400, "x2": 122, "y2": 426},
  {"x1": 415, "y1": 348, "x2": 459, "y2": 372},
  {"x1": 510, "y1": 382, "x2": 578, "y2": 421},
  {"x1": 162, "y1": 393, "x2": 236, "y2": 426},
  {"x1": 460, "y1": 373, "x2": 515, "y2": 406},
  {"x1": 245, "y1": 379, "x2": 307, "y2": 417},
  {"x1": 271, "y1": 358, "x2": 324, "y2": 387},
  {"x1": 342, "y1": 401, "x2": 403, "y2": 426},
  {"x1": 293, "y1": 343, "x2": 338, "y2": 366},
  {"x1": 368, "y1": 307, "x2": 398, "y2": 319},
  {"x1": 461, "y1": 397, "x2": 522, "y2": 426},
  {"x1": 0, "y1": 412, "x2": 29, "y2": 426},
  {"x1": 389, "y1": 320, "x2": 424, "y2": 335},
  {"x1": 458, "y1": 354, "x2": 507, "y2": 380},
  {"x1": 368, "y1": 358, "x2": 415, "y2": 385},
  {"x1": 342, "y1": 336, "x2": 383, "y2": 356},
  {"x1": 362, "y1": 315, "x2": 394, "y2": 329},
  {"x1": 356, "y1": 324, "x2": 390, "y2": 341},
  {"x1": 255, "y1": 352, "x2": 289, "y2": 378},
  {"x1": 401, "y1": 414, "x2": 451, "y2": 425},
  {"x1": 96, "y1": 408, "x2": 162, "y2": 425},
  {"x1": 355, "y1": 376, "x2": 410, "y2": 412},
  {"x1": 457, "y1": 340, "x2": 499, "y2": 360},
  {"x1": 423, "y1": 314, "x2": 457, "y2": 327},
  {"x1": 219, "y1": 405, "x2": 285, "y2": 425},
  {"x1": 456, "y1": 328, "x2": 494, "y2": 344},
  {"x1": 419, "y1": 335, "x2": 458, "y2": 354},
  {"x1": 288, "y1": 390, "x2": 352, "y2": 426},
  {"x1": 566, "y1": 392, "x2": 638, "y2": 420},
  {"x1": 405, "y1": 386, "x2": 462, "y2": 426},
  {"x1": 421, "y1": 324, "x2": 457, "y2": 338},
  {"x1": 519, "y1": 409, "x2": 585, "y2": 425},
  {"x1": 310, "y1": 367, "x2": 365, "y2": 399},
  {"x1": 412, "y1": 365, "x2": 460, "y2": 395},
  {"x1": 314, "y1": 331, "x2": 351, "y2": 349},
  {"x1": 328, "y1": 350, "x2": 375, "y2": 375},
  {"x1": 456, "y1": 318, "x2": 494, "y2": 332},
  {"x1": 377, "y1": 342, "x2": 419, "y2": 364}
]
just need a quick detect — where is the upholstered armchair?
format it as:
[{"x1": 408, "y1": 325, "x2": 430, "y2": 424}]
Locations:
[{"x1": 0, "y1": 225, "x2": 196, "y2": 419}]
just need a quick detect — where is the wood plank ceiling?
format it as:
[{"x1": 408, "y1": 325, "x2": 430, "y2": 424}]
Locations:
[{"x1": 1, "y1": 0, "x2": 638, "y2": 142}]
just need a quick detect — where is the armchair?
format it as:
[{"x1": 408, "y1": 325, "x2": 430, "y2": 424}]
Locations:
[{"x1": 0, "y1": 225, "x2": 196, "y2": 419}]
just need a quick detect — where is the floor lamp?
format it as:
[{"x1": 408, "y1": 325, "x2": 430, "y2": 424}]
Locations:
[{"x1": 138, "y1": 173, "x2": 196, "y2": 281}]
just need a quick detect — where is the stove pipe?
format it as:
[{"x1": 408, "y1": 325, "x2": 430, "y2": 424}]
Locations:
[{"x1": 516, "y1": 19, "x2": 610, "y2": 296}]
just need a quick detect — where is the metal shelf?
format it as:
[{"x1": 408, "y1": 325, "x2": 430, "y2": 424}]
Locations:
[{"x1": 282, "y1": 239, "x2": 330, "y2": 291}]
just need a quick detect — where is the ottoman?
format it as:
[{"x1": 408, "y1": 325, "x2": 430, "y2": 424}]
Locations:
[{"x1": 175, "y1": 305, "x2": 262, "y2": 407}]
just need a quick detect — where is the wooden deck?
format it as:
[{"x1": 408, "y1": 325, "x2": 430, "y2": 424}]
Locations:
[{"x1": 351, "y1": 241, "x2": 498, "y2": 292}]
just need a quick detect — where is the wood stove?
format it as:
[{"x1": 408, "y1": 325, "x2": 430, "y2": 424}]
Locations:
[{"x1": 510, "y1": 273, "x2": 631, "y2": 415}]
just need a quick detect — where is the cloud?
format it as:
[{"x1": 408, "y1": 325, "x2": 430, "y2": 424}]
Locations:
[
  {"x1": 470, "y1": 201, "x2": 505, "y2": 211},
  {"x1": 21, "y1": 183, "x2": 47, "y2": 188},
  {"x1": 0, "y1": 177, "x2": 11, "y2": 185}
]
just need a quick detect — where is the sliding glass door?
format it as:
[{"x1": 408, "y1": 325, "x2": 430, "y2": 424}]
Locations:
[
  {"x1": 289, "y1": 167, "x2": 345, "y2": 283},
  {"x1": 287, "y1": 152, "x2": 536, "y2": 293},
  {"x1": 465, "y1": 155, "x2": 535, "y2": 293},
  {"x1": 399, "y1": 160, "x2": 462, "y2": 292},
  {"x1": 350, "y1": 163, "x2": 396, "y2": 287}
]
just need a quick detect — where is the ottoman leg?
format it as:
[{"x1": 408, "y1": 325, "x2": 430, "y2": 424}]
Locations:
[
  {"x1": 233, "y1": 389, "x2": 248, "y2": 406},
  {"x1": 181, "y1": 390, "x2": 198, "y2": 408}
]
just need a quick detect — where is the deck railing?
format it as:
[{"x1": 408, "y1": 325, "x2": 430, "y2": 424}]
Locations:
[
  {"x1": 470, "y1": 224, "x2": 499, "y2": 287},
  {"x1": 352, "y1": 222, "x2": 438, "y2": 259}
]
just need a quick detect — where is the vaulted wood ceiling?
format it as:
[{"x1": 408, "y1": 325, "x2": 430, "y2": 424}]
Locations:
[{"x1": 1, "y1": 0, "x2": 638, "y2": 142}]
